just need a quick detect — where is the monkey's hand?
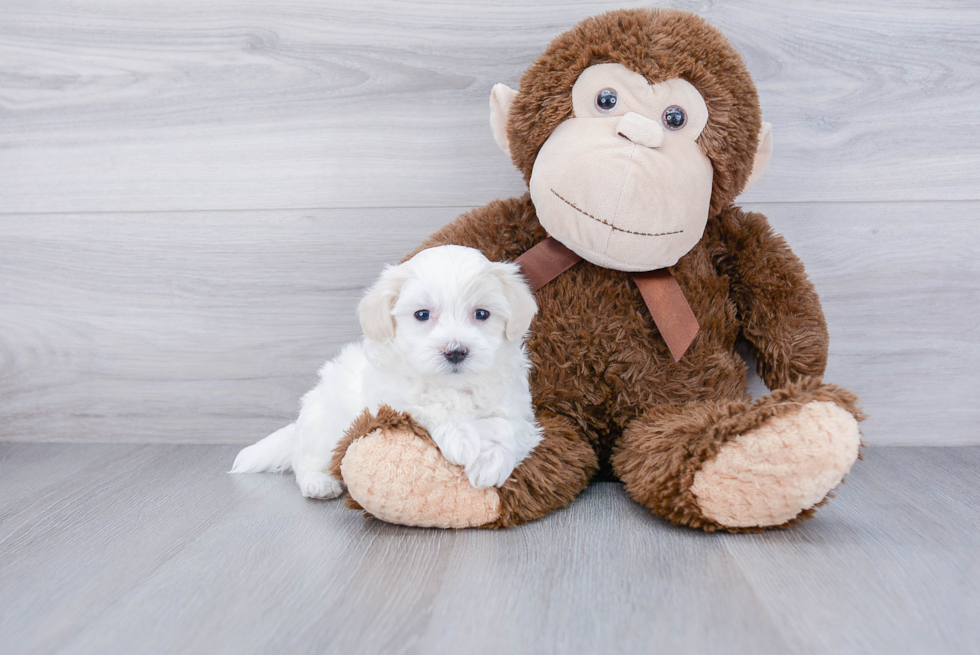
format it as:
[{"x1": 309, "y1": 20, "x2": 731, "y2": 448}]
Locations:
[{"x1": 716, "y1": 206, "x2": 828, "y2": 389}]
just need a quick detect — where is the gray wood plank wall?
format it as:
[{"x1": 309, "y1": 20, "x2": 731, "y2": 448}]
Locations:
[{"x1": 1, "y1": 1, "x2": 978, "y2": 445}]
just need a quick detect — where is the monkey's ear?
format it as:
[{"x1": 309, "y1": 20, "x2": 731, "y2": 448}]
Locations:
[
  {"x1": 489, "y1": 83, "x2": 518, "y2": 157},
  {"x1": 742, "y1": 122, "x2": 773, "y2": 193}
]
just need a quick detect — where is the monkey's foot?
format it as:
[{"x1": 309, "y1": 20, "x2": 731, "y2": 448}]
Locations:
[
  {"x1": 330, "y1": 406, "x2": 501, "y2": 529},
  {"x1": 690, "y1": 400, "x2": 861, "y2": 528}
]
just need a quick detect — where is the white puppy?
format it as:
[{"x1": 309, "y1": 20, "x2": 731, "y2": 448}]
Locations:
[{"x1": 231, "y1": 245, "x2": 542, "y2": 498}]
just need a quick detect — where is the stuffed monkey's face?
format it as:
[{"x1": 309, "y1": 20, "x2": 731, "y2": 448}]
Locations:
[{"x1": 528, "y1": 64, "x2": 714, "y2": 272}]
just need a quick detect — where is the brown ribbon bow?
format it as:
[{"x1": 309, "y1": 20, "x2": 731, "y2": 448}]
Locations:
[{"x1": 515, "y1": 237, "x2": 699, "y2": 362}]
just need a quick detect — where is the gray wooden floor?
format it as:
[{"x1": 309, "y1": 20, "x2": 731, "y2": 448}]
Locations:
[{"x1": 1, "y1": 444, "x2": 977, "y2": 655}]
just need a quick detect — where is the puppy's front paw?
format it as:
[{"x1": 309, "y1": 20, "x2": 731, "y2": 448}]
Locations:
[
  {"x1": 431, "y1": 421, "x2": 481, "y2": 468},
  {"x1": 296, "y1": 471, "x2": 344, "y2": 500},
  {"x1": 466, "y1": 443, "x2": 517, "y2": 489}
]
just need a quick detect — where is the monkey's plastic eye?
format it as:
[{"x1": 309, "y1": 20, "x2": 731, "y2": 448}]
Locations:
[
  {"x1": 414, "y1": 310, "x2": 430, "y2": 321},
  {"x1": 595, "y1": 88, "x2": 618, "y2": 113},
  {"x1": 662, "y1": 105, "x2": 686, "y2": 130},
  {"x1": 474, "y1": 309, "x2": 490, "y2": 321}
]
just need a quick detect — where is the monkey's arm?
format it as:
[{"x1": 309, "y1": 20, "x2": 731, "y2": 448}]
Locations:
[
  {"x1": 714, "y1": 206, "x2": 828, "y2": 389},
  {"x1": 408, "y1": 193, "x2": 545, "y2": 262}
]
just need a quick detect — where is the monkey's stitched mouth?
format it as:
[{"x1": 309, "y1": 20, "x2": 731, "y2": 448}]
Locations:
[{"x1": 550, "y1": 189, "x2": 683, "y2": 238}]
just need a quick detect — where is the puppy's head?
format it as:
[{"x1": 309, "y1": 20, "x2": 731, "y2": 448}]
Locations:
[{"x1": 358, "y1": 245, "x2": 537, "y2": 377}]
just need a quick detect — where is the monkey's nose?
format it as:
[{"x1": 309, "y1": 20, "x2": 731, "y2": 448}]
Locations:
[
  {"x1": 616, "y1": 111, "x2": 664, "y2": 149},
  {"x1": 444, "y1": 347, "x2": 468, "y2": 364}
]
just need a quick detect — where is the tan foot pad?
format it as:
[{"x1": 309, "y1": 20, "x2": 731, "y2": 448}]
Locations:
[
  {"x1": 340, "y1": 428, "x2": 501, "y2": 529},
  {"x1": 691, "y1": 401, "x2": 860, "y2": 528}
]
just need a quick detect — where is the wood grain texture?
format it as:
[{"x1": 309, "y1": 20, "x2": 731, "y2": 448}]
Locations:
[
  {"x1": 0, "y1": 207, "x2": 455, "y2": 444},
  {"x1": 1, "y1": 1, "x2": 977, "y2": 447},
  {"x1": 0, "y1": 443, "x2": 976, "y2": 654},
  {"x1": 2, "y1": 201, "x2": 978, "y2": 446},
  {"x1": 721, "y1": 446, "x2": 980, "y2": 654},
  {"x1": 0, "y1": 0, "x2": 978, "y2": 213}
]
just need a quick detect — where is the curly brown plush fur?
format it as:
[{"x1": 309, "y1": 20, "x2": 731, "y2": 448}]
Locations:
[
  {"x1": 612, "y1": 378, "x2": 864, "y2": 532},
  {"x1": 402, "y1": 189, "x2": 857, "y2": 529},
  {"x1": 337, "y1": 8, "x2": 864, "y2": 531}
]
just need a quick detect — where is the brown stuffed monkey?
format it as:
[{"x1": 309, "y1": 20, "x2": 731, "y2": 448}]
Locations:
[{"x1": 329, "y1": 8, "x2": 864, "y2": 531}]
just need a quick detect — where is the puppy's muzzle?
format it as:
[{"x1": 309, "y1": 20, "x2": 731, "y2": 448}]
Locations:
[{"x1": 443, "y1": 346, "x2": 468, "y2": 364}]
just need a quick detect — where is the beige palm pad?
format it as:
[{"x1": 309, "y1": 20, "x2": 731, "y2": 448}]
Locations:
[{"x1": 515, "y1": 237, "x2": 699, "y2": 361}]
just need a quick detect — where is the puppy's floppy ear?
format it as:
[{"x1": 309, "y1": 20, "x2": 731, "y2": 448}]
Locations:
[
  {"x1": 358, "y1": 264, "x2": 410, "y2": 342},
  {"x1": 491, "y1": 262, "x2": 538, "y2": 341}
]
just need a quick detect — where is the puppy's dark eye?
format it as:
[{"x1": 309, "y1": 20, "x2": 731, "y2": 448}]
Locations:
[
  {"x1": 474, "y1": 309, "x2": 490, "y2": 321},
  {"x1": 662, "y1": 105, "x2": 686, "y2": 130},
  {"x1": 414, "y1": 310, "x2": 430, "y2": 321}
]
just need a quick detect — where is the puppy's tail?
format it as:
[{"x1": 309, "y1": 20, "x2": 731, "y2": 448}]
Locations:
[{"x1": 230, "y1": 423, "x2": 297, "y2": 474}]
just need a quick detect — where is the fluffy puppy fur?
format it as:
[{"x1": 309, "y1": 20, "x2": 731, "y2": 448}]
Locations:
[{"x1": 231, "y1": 245, "x2": 542, "y2": 497}]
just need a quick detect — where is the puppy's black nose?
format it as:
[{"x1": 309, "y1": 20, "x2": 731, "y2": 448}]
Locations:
[{"x1": 444, "y1": 347, "x2": 468, "y2": 364}]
